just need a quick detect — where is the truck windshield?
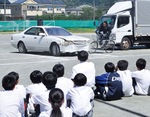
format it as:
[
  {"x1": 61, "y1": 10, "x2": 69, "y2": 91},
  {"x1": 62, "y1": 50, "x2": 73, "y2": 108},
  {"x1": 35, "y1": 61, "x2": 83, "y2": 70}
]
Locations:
[{"x1": 98, "y1": 15, "x2": 116, "y2": 29}]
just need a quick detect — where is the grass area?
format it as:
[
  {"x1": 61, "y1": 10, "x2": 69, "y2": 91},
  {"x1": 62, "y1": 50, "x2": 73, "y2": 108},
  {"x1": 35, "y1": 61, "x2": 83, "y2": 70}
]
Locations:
[{"x1": 67, "y1": 28, "x2": 95, "y2": 33}]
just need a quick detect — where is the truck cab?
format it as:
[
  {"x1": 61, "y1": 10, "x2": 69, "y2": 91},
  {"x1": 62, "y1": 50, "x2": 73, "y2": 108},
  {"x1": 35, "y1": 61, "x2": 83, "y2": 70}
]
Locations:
[{"x1": 99, "y1": 1, "x2": 133, "y2": 49}]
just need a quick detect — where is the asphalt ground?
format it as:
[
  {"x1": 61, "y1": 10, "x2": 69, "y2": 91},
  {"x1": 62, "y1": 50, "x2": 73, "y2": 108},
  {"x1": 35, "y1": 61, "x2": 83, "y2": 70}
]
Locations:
[{"x1": 0, "y1": 34, "x2": 150, "y2": 117}]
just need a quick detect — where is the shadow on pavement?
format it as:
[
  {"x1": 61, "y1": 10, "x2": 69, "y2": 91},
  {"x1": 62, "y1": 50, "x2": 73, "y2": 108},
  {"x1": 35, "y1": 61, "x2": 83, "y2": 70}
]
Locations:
[{"x1": 95, "y1": 99, "x2": 149, "y2": 117}]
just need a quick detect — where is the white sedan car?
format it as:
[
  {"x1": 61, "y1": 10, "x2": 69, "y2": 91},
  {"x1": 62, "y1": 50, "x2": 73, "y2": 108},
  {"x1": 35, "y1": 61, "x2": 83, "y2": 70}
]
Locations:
[{"x1": 11, "y1": 26, "x2": 90, "y2": 56}]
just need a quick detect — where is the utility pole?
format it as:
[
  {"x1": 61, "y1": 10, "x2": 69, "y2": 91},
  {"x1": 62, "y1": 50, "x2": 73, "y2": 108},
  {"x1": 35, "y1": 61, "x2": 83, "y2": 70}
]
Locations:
[
  {"x1": 4, "y1": 0, "x2": 6, "y2": 21},
  {"x1": 93, "y1": 0, "x2": 95, "y2": 20},
  {"x1": 52, "y1": 0, "x2": 54, "y2": 20}
]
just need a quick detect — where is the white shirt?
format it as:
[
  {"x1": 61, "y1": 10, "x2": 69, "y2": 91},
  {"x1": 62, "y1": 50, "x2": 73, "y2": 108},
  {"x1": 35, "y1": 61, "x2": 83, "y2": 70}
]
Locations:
[
  {"x1": 117, "y1": 70, "x2": 134, "y2": 96},
  {"x1": 67, "y1": 86, "x2": 94, "y2": 116},
  {"x1": 26, "y1": 83, "x2": 46, "y2": 95},
  {"x1": 13, "y1": 84, "x2": 26, "y2": 117},
  {"x1": 14, "y1": 84, "x2": 26, "y2": 99},
  {"x1": 30, "y1": 90, "x2": 51, "y2": 112},
  {"x1": 56, "y1": 77, "x2": 74, "y2": 107},
  {"x1": 71, "y1": 62, "x2": 95, "y2": 87},
  {"x1": 132, "y1": 69, "x2": 150, "y2": 95},
  {"x1": 0, "y1": 90, "x2": 24, "y2": 117},
  {"x1": 30, "y1": 89, "x2": 66, "y2": 112},
  {"x1": 26, "y1": 83, "x2": 47, "y2": 111},
  {"x1": 39, "y1": 107, "x2": 72, "y2": 117}
]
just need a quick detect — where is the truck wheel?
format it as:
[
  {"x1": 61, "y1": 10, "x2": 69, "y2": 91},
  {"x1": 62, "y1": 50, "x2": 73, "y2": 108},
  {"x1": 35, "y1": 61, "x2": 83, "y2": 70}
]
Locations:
[
  {"x1": 50, "y1": 43, "x2": 60, "y2": 56},
  {"x1": 120, "y1": 37, "x2": 131, "y2": 50}
]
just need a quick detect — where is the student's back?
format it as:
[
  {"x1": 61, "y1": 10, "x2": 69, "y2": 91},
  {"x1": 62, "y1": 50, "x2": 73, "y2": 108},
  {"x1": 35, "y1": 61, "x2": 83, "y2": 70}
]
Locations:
[
  {"x1": 39, "y1": 88, "x2": 72, "y2": 117},
  {"x1": 71, "y1": 50, "x2": 95, "y2": 88},
  {"x1": 132, "y1": 58, "x2": 150, "y2": 95},
  {"x1": 67, "y1": 73, "x2": 94, "y2": 117},
  {"x1": 0, "y1": 90, "x2": 24, "y2": 117},
  {"x1": 116, "y1": 60, "x2": 134, "y2": 96},
  {"x1": 96, "y1": 72, "x2": 123, "y2": 100},
  {"x1": 117, "y1": 70, "x2": 134, "y2": 96},
  {"x1": 95, "y1": 62, "x2": 124, "y2": 101},
  {"x1": 0, "y1": 74, "x2": 24, "y2": 117}
]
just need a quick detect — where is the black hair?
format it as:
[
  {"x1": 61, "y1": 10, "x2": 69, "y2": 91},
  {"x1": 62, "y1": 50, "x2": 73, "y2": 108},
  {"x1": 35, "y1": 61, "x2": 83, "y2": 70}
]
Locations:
[
  {"x1": 104, "y1": 62, "x2": 115, "y2": 72},
  {"x1": 52, "y1": 63, "x2": 64, "y2": 77},
  {"x1": 73, "y1": 73, "x2": 87, "y2": 86},
  {"x1": 7, "y1": 71, "x2": 19, "y2": 81},
  {"x1": 136, "y1": 58, "x2": 146, "y2": 70},
  {"x1": 103, "y1": 21, "x2": 108, "y2": 25},
  {"x1": 49, "y1": 88, "x2": 64, "y2": 117},
  {"x1": 117, "y1": 60, "x2": 128, "y2": 71},
  {"x1": 77, "y1": 50, "x2": 88, "y2": 62},
  {"x1": 30, "y1": 70, "x2": 42, "y2": 83},
  {"x1": 2, "y1": 74, "x2": 16, "y2": 90},
  {"x1": 42, "y1": 71, "x2": 57, "y2": 90}
]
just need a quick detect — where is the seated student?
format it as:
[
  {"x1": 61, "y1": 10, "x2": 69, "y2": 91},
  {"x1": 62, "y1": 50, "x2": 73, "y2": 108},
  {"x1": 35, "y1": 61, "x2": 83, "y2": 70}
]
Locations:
[
  {"x1": 71, "y1": 50, "x2": 96, "y2": 88},
  {"x1": 116, "y1": 60, "x2": 134, "y2": 96},
  {"x1": 95, "y1": 62, "x2": 124, "y2": 101},
  {"x1": 26, "y1": 70, "x2": 46, "y2": 95},
  {"x1": 67, "y1": 73, "x2": 94, "y2": 117},
  {"x1": 8, "y1": 71, "x2": 26, "y2": 99},
  {"x1": 26, "y1": 70, "x2": 46, "y2": 115},
  {"x1": 7, "y1": 71, "x2": 26, "y2": 117},
  {"x1": 52, "y1": 63, "x2": 74, "y2": 107},
  {"x1": 30, "y1": 71, "x2": 57, "y2": 116},
  {"x1": 0, "y1": 74, "x2": 24, "y2": 117},
  {"x1": 39, "y1": 88, "x2": 72, "y2": 117},
  {"x1": 132, "y1": 58, "x2": 150, "y2": 95}
]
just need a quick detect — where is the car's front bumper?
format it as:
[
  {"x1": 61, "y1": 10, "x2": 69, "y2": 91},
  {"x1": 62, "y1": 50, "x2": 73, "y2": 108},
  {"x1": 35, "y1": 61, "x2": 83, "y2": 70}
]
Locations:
[{"x1": 60, "y1": 44, "x2": 90, "y2": 53}]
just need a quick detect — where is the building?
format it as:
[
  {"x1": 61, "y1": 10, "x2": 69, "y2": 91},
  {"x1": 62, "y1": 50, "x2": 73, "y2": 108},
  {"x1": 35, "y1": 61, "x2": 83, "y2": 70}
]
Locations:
[
  {"x1": 0, "y1": 0, "x2": 11, "y2": 18},
  {"x1": 11, "y1": 0, "x2": 66, "y2": 20}
]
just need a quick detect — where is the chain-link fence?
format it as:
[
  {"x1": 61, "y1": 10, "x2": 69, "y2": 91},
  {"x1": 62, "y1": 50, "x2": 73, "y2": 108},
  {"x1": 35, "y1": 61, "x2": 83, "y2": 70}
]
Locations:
[{"x1": 0, "y1": 20, "x2": 98, "y2": 32}]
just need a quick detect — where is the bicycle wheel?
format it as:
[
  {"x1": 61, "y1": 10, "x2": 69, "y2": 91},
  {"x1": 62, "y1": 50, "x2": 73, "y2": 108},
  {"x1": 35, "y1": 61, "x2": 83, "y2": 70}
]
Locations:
[
  {"x1": 104, "y1": 40, "x2": 115, "y2": 53},
  {"x1": 89, "y1": 41, "x2": 98, "y2": 53}
]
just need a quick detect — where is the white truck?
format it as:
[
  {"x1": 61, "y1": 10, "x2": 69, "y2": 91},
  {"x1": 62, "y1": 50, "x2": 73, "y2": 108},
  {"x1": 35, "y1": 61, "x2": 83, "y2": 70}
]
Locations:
[{"x1": 99, "y1": 0, "x2": 150, "y2": 49}]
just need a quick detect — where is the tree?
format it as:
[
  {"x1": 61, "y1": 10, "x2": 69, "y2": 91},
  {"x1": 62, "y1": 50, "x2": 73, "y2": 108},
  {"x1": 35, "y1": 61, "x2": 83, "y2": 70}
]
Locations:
[{"x1": 79, "y1": 6, "x2": 94, "y2": 20}]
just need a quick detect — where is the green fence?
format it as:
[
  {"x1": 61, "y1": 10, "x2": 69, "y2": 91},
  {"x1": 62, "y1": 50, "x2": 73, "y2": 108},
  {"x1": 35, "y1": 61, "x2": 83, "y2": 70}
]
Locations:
[{"x1": 0, "y1": 20, "x2": 99, "y2": 32}]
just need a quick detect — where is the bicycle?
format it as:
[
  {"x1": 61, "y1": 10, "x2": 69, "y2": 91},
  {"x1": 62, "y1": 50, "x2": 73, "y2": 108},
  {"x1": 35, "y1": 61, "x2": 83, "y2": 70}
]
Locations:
[{"x1": 90, "y1": 33, "x2": 115, "y2": 53}]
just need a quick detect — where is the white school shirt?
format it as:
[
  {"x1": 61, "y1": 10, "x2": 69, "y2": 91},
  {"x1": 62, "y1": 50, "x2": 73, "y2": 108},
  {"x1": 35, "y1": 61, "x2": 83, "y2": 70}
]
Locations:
[
  {"x1": 56, "y1": 77, "x2": 74, "y2": 107},
  {"x1": 14, "y1": 84, "x2": 26, "y2": 99},
  {"x1": 26, "y1": 83, "x2": 47, "y2": 111},
  {"x1": 0, "y1": 90, "x2": 24, "y2": 117},
  {"x1": 117, "y1": 70, "x2": 134, "y2": 96},
  {"x1": 67, "y1": 86, "x2": 94, "y2": 116},
  {"x1": 26, "y1": 83, "x2": 46, "y2": 95},
  {"x1": 30, "y1": 90, "x2": 66, "y2": 112},
  {"x1": 132, "y1": 69, "x2": 150, "y2": 95},
  {"x1": 30, "y1": 90, "x2": 51, "y2": 112},
  {"x1": 71, "y1": 61, "x2": 96, "y2": 87},
  {"x1": 39, "y1": 107, "x2": 72, "y2": 117}
]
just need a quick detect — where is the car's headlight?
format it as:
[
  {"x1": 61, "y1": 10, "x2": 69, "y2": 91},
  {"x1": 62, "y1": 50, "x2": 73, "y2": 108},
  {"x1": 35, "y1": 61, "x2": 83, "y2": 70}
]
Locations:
[
  {"x1": 62, "y1": 41, "x2": 73, "y2": 46},
  {"x1": 109, "y1": 33, "x2": 116, "y2": 40}
]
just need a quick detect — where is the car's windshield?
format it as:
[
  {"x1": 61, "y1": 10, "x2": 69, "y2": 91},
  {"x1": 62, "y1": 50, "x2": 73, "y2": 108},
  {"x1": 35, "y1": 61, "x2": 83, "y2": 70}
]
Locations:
[
  {"x1": 45, "y1": 27, "x2": 72, "y2": 36},
  {"x1": 98, "y1": 15, "x2": 116, "y2": 29}
]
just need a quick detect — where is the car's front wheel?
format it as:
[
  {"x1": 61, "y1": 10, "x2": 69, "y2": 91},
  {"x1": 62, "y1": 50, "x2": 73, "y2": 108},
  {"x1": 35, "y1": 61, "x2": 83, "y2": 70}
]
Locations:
[
  {"x1": 50, "y1": 43, "x2": 60, "y2": 56},
  {"x1": 18, "y1": 42, "x2": 27, "y2": 53}
]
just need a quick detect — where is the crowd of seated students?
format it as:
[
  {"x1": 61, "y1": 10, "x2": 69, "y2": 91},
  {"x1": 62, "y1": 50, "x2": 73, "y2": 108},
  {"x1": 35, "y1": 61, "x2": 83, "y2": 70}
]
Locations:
[{"x1": 0, "y1": 50, "x2": 150, "y2": 117}]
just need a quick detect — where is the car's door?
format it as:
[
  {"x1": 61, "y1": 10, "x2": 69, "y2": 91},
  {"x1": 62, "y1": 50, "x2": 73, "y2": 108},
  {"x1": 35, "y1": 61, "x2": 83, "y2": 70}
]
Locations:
[
  {"x1": 33, "y1": 27, "x2": 50, "y2": 51},
  {"x1": 24, "y1": 27, "x2": 48, "y2": 51},
  {"x1": 23, "y1": 27, "x2": 38, "y2": 50}
]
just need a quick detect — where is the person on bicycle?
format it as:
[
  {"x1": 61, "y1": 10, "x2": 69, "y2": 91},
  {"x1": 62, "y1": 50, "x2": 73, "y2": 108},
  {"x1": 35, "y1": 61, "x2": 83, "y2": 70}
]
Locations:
[{"x1": 96, "y1": 21, "x2": 111, "y2": 45}]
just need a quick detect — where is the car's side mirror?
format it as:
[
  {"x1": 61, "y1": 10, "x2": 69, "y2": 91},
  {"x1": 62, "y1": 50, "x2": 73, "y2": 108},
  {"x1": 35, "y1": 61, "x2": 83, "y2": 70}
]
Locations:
[{"x1": 39, "y1": 33, "x2": 45, "y2": 37}]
